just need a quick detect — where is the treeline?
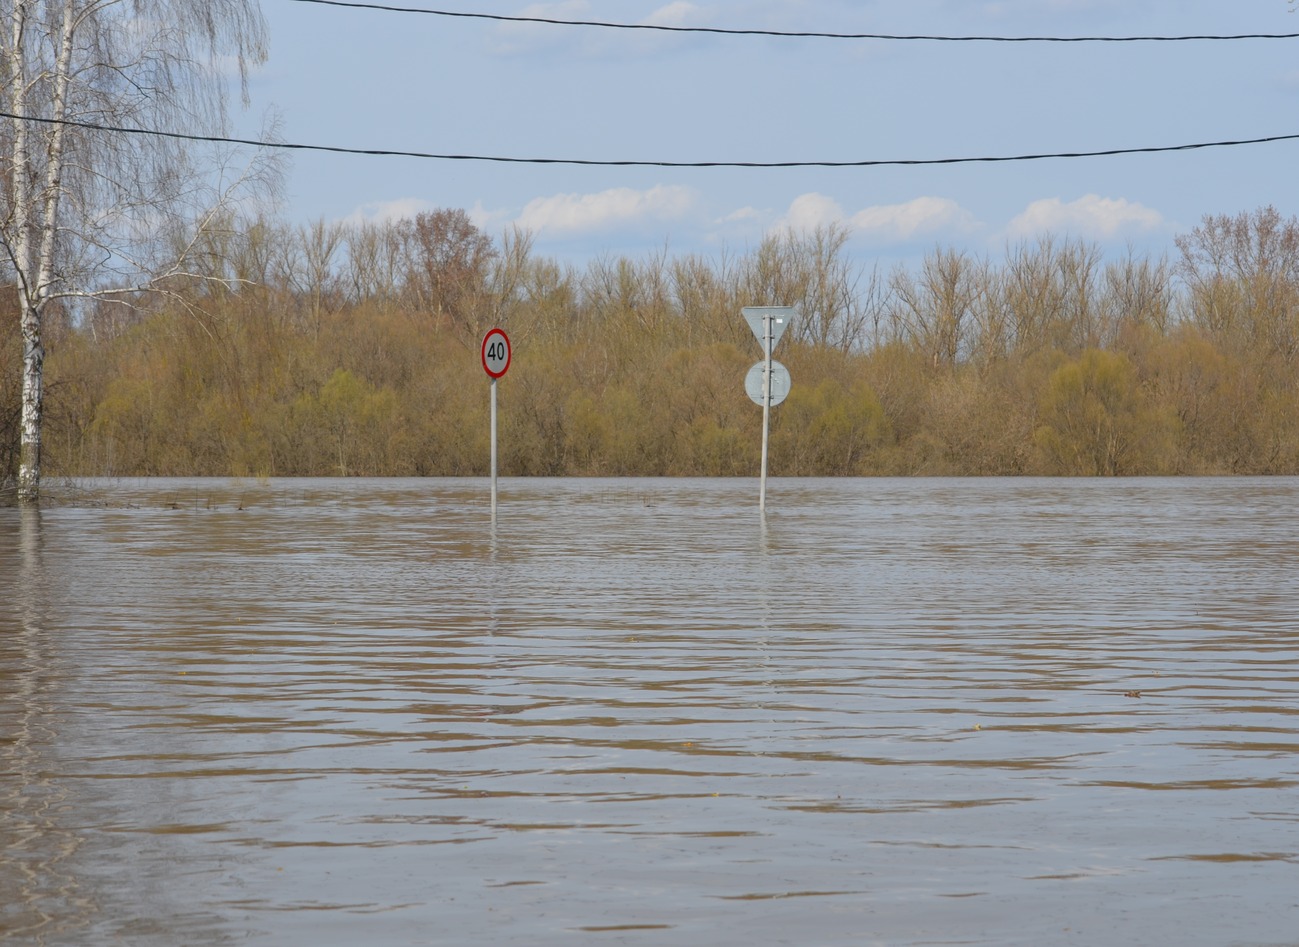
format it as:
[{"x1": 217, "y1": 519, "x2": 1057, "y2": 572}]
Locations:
[{"x1": 5, "y1": 205, "x2": 1299, "y2": 480}]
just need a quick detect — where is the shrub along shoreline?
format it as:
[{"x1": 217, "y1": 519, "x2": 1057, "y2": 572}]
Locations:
[{"x1": 6, "y1": 206, "x2": 1297, "y2": 481}]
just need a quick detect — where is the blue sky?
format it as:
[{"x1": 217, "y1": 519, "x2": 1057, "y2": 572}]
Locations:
[{"x1": 240, "y1": 0, "x2": 1299, "y2": 270}]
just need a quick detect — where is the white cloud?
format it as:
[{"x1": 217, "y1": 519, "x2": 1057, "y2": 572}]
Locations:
[
  {"x1": 850, "y1": 197, "x2": 979, "y2": 242},
  {"x1": 718, "y1": 206, "x2": 763, "y2": 224},
  {"x1": 770, "y1": 193, "x2": 978, "y2": 243},
  {"x1": 491, "y1": 1, "x2": 592, "y2": 54},
  {"x1": 492, "y1": 0, "x2": 706, "y2": 55},
  {"x1": 340, "y1": 199, "x2": 521, "y2": 238},
  {"x1": 467, "y1": 201, "x2": 512, "y2": 233},
  {"x1": 513, "y1": 184, "x2": 698, "y2": 236},
  {"x1": 517, "y1": 1, "x2": 590, "y2": 18},
  {"x1": 1006, "y1": 194, "x2": 1164, "y2": 240},
  {"x1": 774, "y1": 193, "x2": 847, "y2": 232},
  {"x1": 979, "y1": 0, "x2": 1118, "y2": 17},
  {"x1": 643, "y1": 2, "x2": 702, "y2": 27},
  {"x1": 342, "y1": 197, "x2": 434, "y2": 226}
]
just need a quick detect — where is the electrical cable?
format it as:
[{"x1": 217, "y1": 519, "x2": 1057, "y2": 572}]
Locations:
[
  {"x1": 285, "y1": 0, "x2": 1299, "y2": 43},
  {"x1": 3, "y1": 111, "x2": 1296, "y2": 167}
]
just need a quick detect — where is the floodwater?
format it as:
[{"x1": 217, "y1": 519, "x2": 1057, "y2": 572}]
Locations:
[{"x1": 2, "y1": 476, "x2": 1297, "y2": 946}]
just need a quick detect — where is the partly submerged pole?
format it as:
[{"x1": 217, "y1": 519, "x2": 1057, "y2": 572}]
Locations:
[
  {"x1": 741, "y1": 306, "x2": 794, "y2": 514},
  {"x1": 481, "y1": 327, "x2": 511, "y2": 524},
  {"x1": 490, "y1": 376, "x2": 498, "y2": 521},
  {"x1": 760, "y1": 312, "x2": 772, "y2": 513}
]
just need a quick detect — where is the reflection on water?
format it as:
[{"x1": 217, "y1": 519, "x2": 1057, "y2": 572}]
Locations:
[
  {"x1": 2, "y1": 510, "x2": 96, "y2": 943},
  {"x1": 2, "y1": 477, "x2": 1298, "y2": 945}
]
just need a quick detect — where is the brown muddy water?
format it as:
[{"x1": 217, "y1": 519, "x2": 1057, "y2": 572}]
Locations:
[{"x1": 2, "y1": 476, "x2": 1298, "y2": 946}]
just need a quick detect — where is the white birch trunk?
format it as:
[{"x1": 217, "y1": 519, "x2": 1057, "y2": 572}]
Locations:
[
  {"x1": 3, "y1": 0, "x2": 270, "y2": 503},
  {"x1": 9, "y1": 0, "x2": 40, "y2": 503},
  {"x1": 10, "y1": 0, "x2": 76, "y2": 503}
]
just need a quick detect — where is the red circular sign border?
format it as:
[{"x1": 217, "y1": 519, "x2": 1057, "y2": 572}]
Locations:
[{"x1": 481, "y1": 328, "x2": 511, "y2": 379}]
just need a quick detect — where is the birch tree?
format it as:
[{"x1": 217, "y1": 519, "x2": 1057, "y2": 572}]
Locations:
[{"x1": 2, "y1": 0, "x2": 271, "y2": 503}]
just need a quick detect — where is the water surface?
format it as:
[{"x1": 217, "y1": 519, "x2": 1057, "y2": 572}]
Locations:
[{"x1": 2, "y1": 477, "x2": 1298, "y2": 945}]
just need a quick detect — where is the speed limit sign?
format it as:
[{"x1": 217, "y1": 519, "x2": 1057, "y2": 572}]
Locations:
[
  {"x1": 483, "y1": 327, "x2": 511, "y2": 518},
  {"x1": 482, "y1": 328, "x2": 511, "y2": 378}
]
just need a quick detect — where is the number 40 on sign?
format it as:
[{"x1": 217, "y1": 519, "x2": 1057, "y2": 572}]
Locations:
[
  {"x1": 482, "y1": 328, "x2": 511, "y2": 378},
  {"x1": 482, "y1": 328, "x2": 511, "y2": 520}
]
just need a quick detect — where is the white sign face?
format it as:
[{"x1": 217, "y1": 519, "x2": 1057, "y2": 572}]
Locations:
[
  {"x1": 742, "y1": 306, "x2": 795, "y2": 351},
  {"x1": 745, "y1": 360, "x2": 791, "y2": 407},
  {"x1": 481, "y1": 328, "x2": 511, "y2": 378}
]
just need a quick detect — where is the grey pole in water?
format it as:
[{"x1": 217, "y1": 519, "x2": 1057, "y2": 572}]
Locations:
[
  {"x1": 490, "y1": 376, "x2": 498, "y2": 521},
  {"x1": 743, "y1": 305, "x2": 793, "y2": 514},
  {"x1": 482, "y1": 326, "x2": 511, "y2": 524},
  {"x1": 760, "y1": 312, "x2": 772, "y2": 513}
]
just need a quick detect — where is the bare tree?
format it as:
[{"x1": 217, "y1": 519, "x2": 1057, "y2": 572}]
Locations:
[
  {"x1": 795, "y1": 224, "x2": 878, "y2": 351},
  {"x1": 1000, "y1": 236, "x2": 1103, "y2": 355},
  {"x1": 277, "y1": 218, "x2": 345, "y2": 338},
  {"x1": 1175, "y1": 206, "x2": 1299, "y2": 364},
  {"x1": 743, "y1": 224, "x2": 876, "y2": 351},
  {"x1": 343, "y1": 217, "x2": 406, "y2": 311},
  {"x1": 486, "y1": 225, "x2": 536, "y2": 338},
  {"x1": 2, "y1": 0, "x2": 272, "y2": 503},
  {"x1": 1100, "y1": 250, "x2": 1172, "y2": 342},
  {"x1": 888, "y1": 248, "x2": 986, "y2": 368},
  {"x1": 402, "y1": 208, "x2": 497, "y2": 339}
]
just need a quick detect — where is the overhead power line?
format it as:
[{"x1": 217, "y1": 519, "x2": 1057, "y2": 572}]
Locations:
[
  {"x1": 4, "y1": 111, "x2": 1297, "y2": 167},
  {"x1": 285, "y1": 0, "x2": 1299, "y2": 42}
]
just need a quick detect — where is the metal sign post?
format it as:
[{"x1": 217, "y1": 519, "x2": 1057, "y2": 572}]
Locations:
[
  {"x1": 481, "y1": 328, "x2": 511, "y2": 520},
  {"x1": 760, "y1": 318, "x2": 772, "y2": 511},
  {"x1": 490, "y1": 377, "x2": 498, "y2": 515},
  {"x1": 741, "y1": 307, "x2": 795, "y2": 512}
]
